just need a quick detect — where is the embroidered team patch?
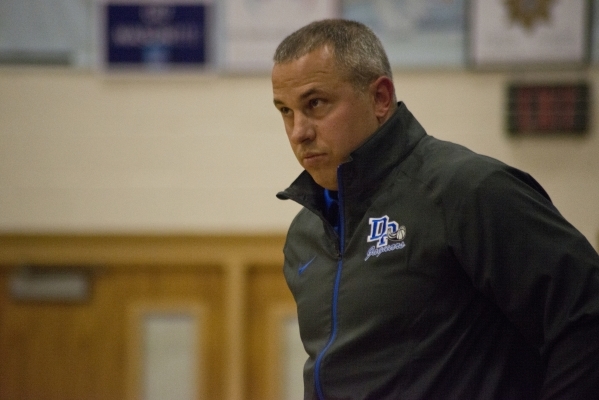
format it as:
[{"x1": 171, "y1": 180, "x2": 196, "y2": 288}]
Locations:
[{"x1": 365, "y1": 215, "x2": 406, "y2": 261}]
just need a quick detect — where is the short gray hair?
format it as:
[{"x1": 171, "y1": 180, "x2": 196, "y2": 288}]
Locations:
[{"x1": 273, "y1": 19, "x2": 393, "y2": 91}]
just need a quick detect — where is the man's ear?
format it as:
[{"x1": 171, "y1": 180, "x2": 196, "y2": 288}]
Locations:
[{"x1": 371, "y1": 76, "x2": 395, "y2": 122}]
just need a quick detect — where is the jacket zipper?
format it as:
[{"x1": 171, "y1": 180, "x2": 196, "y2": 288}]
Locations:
[{"x1": 314, "y1": 168, "x2": 346, "y2": 400}]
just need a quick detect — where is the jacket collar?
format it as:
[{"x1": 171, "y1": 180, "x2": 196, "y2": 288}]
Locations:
[{"x1": 277, "y1": 102, "x2": 427, "y2": 211}]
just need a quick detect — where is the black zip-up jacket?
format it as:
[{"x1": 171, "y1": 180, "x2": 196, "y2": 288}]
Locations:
[{"x1": 277, "y1": 102, "x2": 599, "y2": 400}]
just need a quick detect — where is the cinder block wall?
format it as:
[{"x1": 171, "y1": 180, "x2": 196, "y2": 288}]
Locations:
[{"x1": 1, "y1": 67, "x2": 598, "y2": 249}]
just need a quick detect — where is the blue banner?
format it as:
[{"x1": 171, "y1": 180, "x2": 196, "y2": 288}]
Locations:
[{"x1": 105, "y1": 3, "x2": 208, "y2": 68}]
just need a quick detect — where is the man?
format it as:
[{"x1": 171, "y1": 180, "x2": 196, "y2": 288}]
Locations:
[{"x1": 272, "y1": 19, "x2": 599, "y2": 400}]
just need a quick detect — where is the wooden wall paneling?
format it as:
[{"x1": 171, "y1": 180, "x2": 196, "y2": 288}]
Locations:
[
  {"x1": 91, "y1": 270, "x2": 155, "y2": 399},
  {"x1": 224, "y1": 257, "x2": 248, "y2": 400},
  {"x1": 0, "y1": 272, "x2": 30, "y2": 399},
  {"x1": 0, "y1": 234, "x2": 288, "y2": 400},
  {"x1": 245, "y1": 264, "x2": 297, "y2": 400}
]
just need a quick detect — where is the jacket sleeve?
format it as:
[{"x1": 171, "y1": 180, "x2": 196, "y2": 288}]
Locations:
[{"x1": 448, "y1": 165, "x2": 599, "y2": 399}]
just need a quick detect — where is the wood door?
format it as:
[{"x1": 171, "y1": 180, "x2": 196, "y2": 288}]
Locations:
[{"x1": 0, "y1": 267, "x2": 226, "y2": 400}]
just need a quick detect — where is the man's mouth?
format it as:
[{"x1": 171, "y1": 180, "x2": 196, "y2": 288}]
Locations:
[{"x1": 302, "y1": 152, "x2": 326, "y2": 166}]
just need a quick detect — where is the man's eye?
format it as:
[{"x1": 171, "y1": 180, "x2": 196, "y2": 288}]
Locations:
[
  {"x1": 308, "y1": 99, "x2": 321, "y2": 108},
  {"x1": 280, "y1": 107, "x2": 291, "y2": 115}
]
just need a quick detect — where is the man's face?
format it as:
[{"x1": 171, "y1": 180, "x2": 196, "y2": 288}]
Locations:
[{"x1": 272, "y1": 46, "x2": 380, "y2": 190}]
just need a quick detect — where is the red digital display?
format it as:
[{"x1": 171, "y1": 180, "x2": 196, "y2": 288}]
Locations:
[{"x1": 507, "y1": 83, "x2": 589, "y2": 135}]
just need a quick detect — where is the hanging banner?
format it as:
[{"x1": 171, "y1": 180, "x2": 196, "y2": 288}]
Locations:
[
  {"x1": 102, "y1": 0, "x2": 211, "y2": 70},
  {"x1": 220, "y1": 0, "x2": 339, "y2": 72},
  {"x1": 469, "y1": 0, "x2": 589, "y2": 69}
]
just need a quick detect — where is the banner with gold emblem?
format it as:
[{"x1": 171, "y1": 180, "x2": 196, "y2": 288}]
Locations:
[{"x1": 469, "y1": 0, "x2": 589, "y2": 68}]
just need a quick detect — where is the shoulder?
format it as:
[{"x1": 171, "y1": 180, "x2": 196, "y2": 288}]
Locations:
[{"x1": 405, "y1": 135, "x2": 550, "y2": 204}]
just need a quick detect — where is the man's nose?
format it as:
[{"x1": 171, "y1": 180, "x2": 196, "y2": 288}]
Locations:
[{"x1": 289, "y1": 113, "x2": 315, "y2": 144}]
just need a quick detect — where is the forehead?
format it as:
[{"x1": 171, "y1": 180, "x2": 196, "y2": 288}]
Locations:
[{"x1": 272, "y1": 47, "x2": 347, "y2": 101}]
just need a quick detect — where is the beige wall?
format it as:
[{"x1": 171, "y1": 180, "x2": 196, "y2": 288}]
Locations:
[{"x1": 1, "y1": 66, "x2": 598, "y2": 249}]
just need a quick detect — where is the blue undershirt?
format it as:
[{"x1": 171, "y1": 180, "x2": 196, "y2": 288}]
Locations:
[{"x1": 324, "y1": 189, "x2": 340, "y2": 234}]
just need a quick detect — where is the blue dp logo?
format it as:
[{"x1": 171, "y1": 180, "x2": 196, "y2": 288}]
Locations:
[
  {"x1": 367, "y1": 215, "x2": 403, "y2": 248},
  {"x1": 365, "y1": 216, "x2": 406, "y2": 261}
]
